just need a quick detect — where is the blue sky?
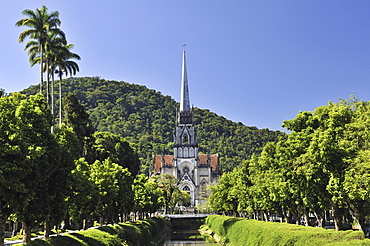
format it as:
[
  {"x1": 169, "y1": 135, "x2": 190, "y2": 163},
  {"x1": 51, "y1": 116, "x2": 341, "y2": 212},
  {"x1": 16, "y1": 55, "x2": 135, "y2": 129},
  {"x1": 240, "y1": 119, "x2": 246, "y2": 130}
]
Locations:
[{"x1": 2, "y1": 1, "x2": 370, "y2": 131}]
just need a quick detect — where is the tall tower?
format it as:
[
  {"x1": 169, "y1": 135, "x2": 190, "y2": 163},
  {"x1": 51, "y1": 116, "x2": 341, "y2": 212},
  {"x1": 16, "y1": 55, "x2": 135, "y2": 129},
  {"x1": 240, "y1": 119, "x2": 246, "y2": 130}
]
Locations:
[
  {"x1": 152, "y1": 48, "x2": 219, "y2": 208},
  {"x1": 174, "y1": 48, "x2": 198, "y2": 159}
]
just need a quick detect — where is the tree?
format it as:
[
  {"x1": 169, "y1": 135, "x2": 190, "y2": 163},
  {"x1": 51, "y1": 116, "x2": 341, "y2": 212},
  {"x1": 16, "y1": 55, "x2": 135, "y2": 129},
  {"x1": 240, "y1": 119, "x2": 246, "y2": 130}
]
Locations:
[
  {"x1": 342, "y1": 100, "x2": 370, "y2": 232},
  {"x1": 43, "y1": 125, "x2": 80, "y2": 238},
  {"x1": 114, "y1": 166, "x2": 134, "y2": 222},
  {"x1": 209, "y1": 169, "x2": 240, "y2": 216},
  {"x1": 89, "y1": 158, "x2": 122, "y2": 225},
  {"x1": 171, "y1": 190, "x2": 191, "y2": 209},
  {"x1": 16, "y1": 5, "x2": 65, "y2": 94},
  {"x1": 133, "y1": 174, "x2": 150, "y2": 220},
  {"x1": 154, "y1": 174, "x2": 179, "y2": 214},
  {"x1": 0, "y1": 94, "x2": 56, "y2": 244},
  {"x1": 0, "y1": 94, "x2": 29, "y2": 246},
  {"x1": 343, "y1": 150, "x2": 370, "y2": 232},
  {"x1": 54, "y1": 43, "x2": 80, "y2": 125},
  {"x1": 67, "y1": 158, "x2": 97, "y2": 230},
  {"x1": 92, "y1": 131, "x2": 140, "y2": 175},
  {"x1": 62, "y1": 92, "x2": 95, "y2": 155},
  {"x1": 14, "y1": 94, "x2": 56, "y2": 244}
]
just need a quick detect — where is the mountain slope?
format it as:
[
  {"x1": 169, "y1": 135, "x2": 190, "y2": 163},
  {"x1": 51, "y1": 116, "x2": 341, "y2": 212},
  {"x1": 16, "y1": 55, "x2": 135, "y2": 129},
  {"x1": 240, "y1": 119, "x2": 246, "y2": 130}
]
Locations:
[{"x1": 21, "y1": 76, "x2": 286, "y2": 172}]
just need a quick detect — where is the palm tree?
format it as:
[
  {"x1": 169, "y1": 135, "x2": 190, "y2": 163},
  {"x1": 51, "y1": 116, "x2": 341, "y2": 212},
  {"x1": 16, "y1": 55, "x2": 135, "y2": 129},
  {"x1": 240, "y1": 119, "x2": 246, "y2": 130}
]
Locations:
[
  {"x1": 16, "y1": 5, "x2": 65, "y2": 94},
  {"x1": 25, "y1": 33, "x2": 80, "y2": 129},
  {"x1": 24, "y1": 33, "x2": 66, "y2": 105},
  {"x1": 45, "y1": 34, "x2": 68, "y2": 130},
  {"x1": 53, "y1": 45, "x2": 80, "y2": 125}
]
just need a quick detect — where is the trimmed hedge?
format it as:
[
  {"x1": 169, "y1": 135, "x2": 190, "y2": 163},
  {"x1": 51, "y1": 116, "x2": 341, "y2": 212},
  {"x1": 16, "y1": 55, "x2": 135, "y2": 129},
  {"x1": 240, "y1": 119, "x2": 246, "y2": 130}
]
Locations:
[
  {"x1": 205, "y1": 215, "x2": 370, "y2": 246},
  {"x1": 25, "y1": 217, "x2": 170, "y2": 246}
]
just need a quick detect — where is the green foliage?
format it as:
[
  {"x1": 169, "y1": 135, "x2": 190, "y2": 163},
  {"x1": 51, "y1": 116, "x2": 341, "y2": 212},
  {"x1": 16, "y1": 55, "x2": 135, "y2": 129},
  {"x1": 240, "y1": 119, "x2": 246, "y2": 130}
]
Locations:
[
  {"x1": 16, "y1": 5, "x2": 65, "y2": 94},
  {"x1": 67, "y1": 157, "x2": 134, "y2": 228},
  {"x1": 208, "y1": 97, "x2": 370, "y2": 234},
  {"x1": 205, "y1": 215, "x2": 370, "y2": 246},
  {"x1": 24, "y1": 217, "x2": 170, "y2": 246},
  {"x1": 3, "y1": 94, "x2": 58, "y2": 242},
  {"x1": 133, "y1": 174, "x2": 164, "y2": 218},
  {"x1": 91, "y1": 131, "x2": 140, "y2": 176},
  {"x1": 67, "y1": 158, "x2": 97, "y2": 226},
  {"x1": 153, "y1": 174, "x2": 180, "y2": 214},
  {"x1": 20, "y1": 76, "x2": 285, "y2": 173},
  {"x1": 62, "y1": 92, "x2": 95, "y2": 153}
]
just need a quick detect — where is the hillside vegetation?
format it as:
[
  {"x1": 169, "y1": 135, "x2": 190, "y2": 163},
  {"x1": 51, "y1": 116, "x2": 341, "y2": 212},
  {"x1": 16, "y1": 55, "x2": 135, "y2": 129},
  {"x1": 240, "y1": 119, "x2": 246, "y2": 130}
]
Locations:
[{"x1": 21, "y1": 76, "x2": 285, "y2": 172}]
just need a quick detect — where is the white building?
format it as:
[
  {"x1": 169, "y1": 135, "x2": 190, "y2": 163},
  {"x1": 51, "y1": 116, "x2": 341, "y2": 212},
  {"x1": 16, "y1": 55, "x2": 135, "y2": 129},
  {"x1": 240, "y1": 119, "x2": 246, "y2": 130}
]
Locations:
[{"x1": 152, "y1": 49, "x2": 219, "y2": 207}]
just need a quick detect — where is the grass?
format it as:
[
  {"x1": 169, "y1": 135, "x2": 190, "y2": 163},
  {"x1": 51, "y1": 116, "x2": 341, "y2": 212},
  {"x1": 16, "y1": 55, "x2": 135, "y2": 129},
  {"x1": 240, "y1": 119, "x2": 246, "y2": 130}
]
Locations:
[
  {"x1": 21, "y1": 217, "x2": 171, "y2": 246},
  {"x1": 205, "y1": 215, "x2": 370, "y2": 246}
]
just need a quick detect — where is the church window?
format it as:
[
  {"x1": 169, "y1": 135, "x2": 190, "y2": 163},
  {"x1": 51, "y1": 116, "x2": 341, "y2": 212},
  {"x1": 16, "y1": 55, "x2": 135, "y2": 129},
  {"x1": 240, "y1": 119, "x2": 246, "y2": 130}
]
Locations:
[
  {"x1": 183, "y1": 134, "x2": 189, "y2": 144},
  {"x1": 183, "y1": 186, "x2": 191, "y2": 195}
]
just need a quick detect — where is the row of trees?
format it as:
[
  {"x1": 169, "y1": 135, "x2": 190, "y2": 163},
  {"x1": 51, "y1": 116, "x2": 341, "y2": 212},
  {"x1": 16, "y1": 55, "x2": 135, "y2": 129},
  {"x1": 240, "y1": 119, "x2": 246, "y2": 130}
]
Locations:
[
  {"x1": 209, "y1": 97, "x2": 370, "y2": 233},
  {"x1": 0, "y1": 91, "x2": 189, "y2": 246},
  {"x1": 0, "y1": 93, "x2": 76, "y2": 245},
  {"x1": 16, "y1": 5, "x2": 80, "y2": 129}
]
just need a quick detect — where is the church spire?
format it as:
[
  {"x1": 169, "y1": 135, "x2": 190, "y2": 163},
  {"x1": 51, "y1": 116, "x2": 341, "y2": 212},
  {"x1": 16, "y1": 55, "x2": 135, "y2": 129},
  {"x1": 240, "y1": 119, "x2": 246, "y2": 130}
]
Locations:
[{"x1": 180, "y1": 46, "x2": 190, "y2": 112}]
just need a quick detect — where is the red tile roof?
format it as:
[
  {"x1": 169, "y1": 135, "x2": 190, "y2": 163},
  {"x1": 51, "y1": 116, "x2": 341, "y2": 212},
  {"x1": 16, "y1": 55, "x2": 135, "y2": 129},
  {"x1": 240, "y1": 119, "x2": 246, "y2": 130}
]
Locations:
[{"x1": 152, "y1": 154, "x2": 218, "y2": 173}]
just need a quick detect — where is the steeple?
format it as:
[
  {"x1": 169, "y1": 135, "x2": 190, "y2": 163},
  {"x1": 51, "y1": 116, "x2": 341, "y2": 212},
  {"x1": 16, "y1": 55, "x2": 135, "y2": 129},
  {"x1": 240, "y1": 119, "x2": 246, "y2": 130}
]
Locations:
[
  {"x1": 180, "y1": 47, "x2": 190, "y2": 112},
  {"x1": 174, "y1": 47, "x2": 198, "y2": 158}
]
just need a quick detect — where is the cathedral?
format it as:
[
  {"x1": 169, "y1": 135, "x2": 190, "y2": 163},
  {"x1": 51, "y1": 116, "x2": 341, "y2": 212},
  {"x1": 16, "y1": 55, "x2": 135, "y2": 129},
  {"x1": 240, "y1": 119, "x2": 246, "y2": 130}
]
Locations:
[{"x1": 152, "y1": 49, "x2": 219, "y2": 207}]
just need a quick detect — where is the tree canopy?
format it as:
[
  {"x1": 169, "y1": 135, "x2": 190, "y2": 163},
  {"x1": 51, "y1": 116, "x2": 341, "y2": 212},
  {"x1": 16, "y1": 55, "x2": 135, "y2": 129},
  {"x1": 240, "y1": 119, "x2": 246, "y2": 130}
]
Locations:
[{"x1": 208, "y1": 97, "x2": 370, "y2": 233}]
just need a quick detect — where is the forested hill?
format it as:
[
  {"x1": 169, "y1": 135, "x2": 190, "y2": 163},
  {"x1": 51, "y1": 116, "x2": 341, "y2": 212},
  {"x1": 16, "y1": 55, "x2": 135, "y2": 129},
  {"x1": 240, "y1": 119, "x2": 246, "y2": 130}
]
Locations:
[{"x1": 21, "y1": 76, "x2": 286, "y2": 172}]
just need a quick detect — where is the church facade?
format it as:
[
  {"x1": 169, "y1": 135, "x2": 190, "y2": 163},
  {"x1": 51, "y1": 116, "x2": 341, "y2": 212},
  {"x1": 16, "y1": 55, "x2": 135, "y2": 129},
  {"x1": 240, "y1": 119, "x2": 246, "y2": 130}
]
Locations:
[{"x1": 152, "y1": 49, "x2": 219, "y2": 207}]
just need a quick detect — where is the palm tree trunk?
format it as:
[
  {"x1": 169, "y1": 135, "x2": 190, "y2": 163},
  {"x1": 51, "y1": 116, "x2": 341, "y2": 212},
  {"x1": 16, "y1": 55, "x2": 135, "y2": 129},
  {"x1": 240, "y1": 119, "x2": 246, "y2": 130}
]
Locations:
[
  {"x1": 46, "y1": 60, "x2": 50, "y2": 105},
  {"x1": 59, "y1": 72, "x2": 63, "y2": 125},
  {"x1": 40, "y1": 45, "x2": 44, "y2": 94},
  {"x1": 51, "y1": 71, "x2": 55, "y2": 134}
]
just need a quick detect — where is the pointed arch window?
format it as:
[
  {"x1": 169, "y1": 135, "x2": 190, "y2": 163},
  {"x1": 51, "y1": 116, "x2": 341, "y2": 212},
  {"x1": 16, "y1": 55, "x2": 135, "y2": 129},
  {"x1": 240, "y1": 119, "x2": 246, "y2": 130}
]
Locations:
[
  {"x1": 183, "y1": 134, "x2": 189, "y2": 144},
  {"x1": 183, "y1": 186, "x2": 191, "y2": 195}
]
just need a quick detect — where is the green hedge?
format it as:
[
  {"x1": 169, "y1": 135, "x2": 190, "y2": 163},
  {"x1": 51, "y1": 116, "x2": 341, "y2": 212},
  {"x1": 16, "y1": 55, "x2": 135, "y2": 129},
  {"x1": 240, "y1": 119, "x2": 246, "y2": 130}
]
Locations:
[
  {"x1": 25, "y1": 217, "x2": 170, "y2": 246},
  {"x1": 205, "y1": 215, "x2": 370, "y2": 246}
]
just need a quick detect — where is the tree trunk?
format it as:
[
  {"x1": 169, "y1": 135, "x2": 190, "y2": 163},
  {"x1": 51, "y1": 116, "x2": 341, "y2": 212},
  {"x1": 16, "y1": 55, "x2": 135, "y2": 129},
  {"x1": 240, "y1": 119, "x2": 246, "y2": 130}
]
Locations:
[
  {"x1": 263, "y1": 210, "x2": 269, "y2": 222},
  {"x1": 346, "y1": 198, "x2": 365, "y2": 232},
  {"x1": 99, "y1": 216, "x2": 103, "y2": 227},
  {"x1": 331, "y1": 202, "x2": 343, "y2": 231},
  {"x1": 44, "y1": 220, "x2": 51, "y2": 239},
  {"x1": 303, "y1": 207, "x2": 309, "y2": 226},
  {"x1": 314, "y1": 211, "x2": 323, "y2": 227},
  {"x1": 64, "y1": 214, "x2": 71, "y2": 229},
  {"x1": 22, "y1": 221, "x2": 32, "y2": 245},
  {"x1": 46, "y1": 60, "x2": 50, "y2": 105},
  {"x1": 0, "y1": 211, "x2": 7, "y2": 246},
  {"x1": 51, "y1": 72, "x2": 55, "y2": 134},
  {"x1": 40, "y1": 45, "x2": 44, "y2": 94},
  {"x1": 59, "y1": 73, "x2": 63, "y2": 125},
  {"x1": 82, "y1": 219, "x2": 88, "y2": 230}
]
